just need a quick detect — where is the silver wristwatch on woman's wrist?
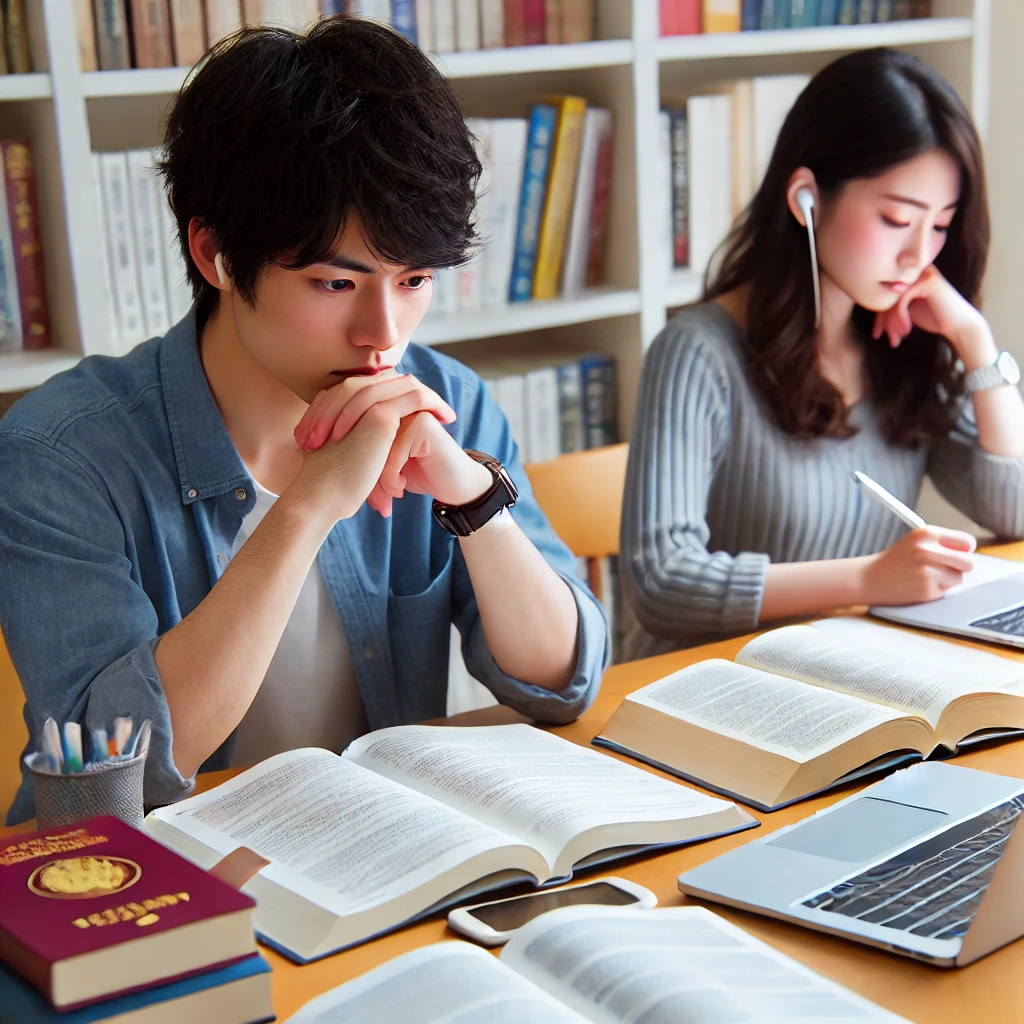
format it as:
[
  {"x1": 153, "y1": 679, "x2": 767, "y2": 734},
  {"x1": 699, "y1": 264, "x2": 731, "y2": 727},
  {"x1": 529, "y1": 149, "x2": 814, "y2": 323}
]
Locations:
[{"x1": 964, "y1": 350, "x2": 1021, "y2": 392}]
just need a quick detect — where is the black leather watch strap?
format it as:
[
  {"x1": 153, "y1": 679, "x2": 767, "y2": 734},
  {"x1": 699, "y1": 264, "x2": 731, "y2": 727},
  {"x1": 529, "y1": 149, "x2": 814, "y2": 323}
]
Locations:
[{"x1": 431, "y1": 450, "x2": 519, "y2": 537}]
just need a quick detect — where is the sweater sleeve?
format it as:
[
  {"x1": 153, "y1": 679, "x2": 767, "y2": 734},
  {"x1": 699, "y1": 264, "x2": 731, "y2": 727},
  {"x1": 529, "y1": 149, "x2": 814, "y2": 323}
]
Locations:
[
  {"x1": 620, "y1": 319, "x2": 769, "y2": 647},
  {"x1": 926, "y1": 394, "x2": 1024, "y2": 539}
]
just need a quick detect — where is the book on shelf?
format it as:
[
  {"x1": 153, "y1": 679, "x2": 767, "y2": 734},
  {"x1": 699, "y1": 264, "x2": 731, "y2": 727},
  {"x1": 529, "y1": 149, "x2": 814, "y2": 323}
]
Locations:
[
  {"x1": 95, "y1": 148, "x2": 194, "y2": 351},
  {"x1": 205, "y1": 0, "x2": 246, "y2": 45},
  {"x1": 467, "y1": 350, "x2": 617, "y2": 464},
  {"x1": 286, "y1": 905, "x2": 908, "y2": 1024},
  {"x1": 0, "y1": 165, "x2": 21, "y2": 354},
  {"x1": 169, "y1": 0, "x2": 209, "y2": 66},
  {"x1": 509, "y1": 103, "x2": 556, "y2": 302},
  {"x1": 561, "y1": 106, "x2": 611, "y2": 296},
  {"x1": 532, "y1": 95, "x2": 586, "y2": 300},
  {"x1": 432, "y1": 0, "x2": 456, "y2": 50},
  {"x1": 595, "y1": 617, "x2": 1024, "y2": 812},
  {"x1": 662, "y1": 0, "x2": 929, "y2": 31},
  {"x1": 93, "y1": 0, "x2": 132, "y2": 70},
  {"x1": 2, "y1": 141, "x2": 50, "y2": 351},
  {"x1": 522, "y1": 0, "x2": 545, "y2": 44},
  {"x1": 703, "y1": 0, "x2": 741, "y2": 33},
  {"x1": 0, "y1": 816, "x2": 257, "y2": 1011},
  {"x1": 4, "y1": 0, "x2": 31, "y2": 73},
  {"x1": 660, "y1": 0, "x2": 701, "y2": 35},
  {"x1": 144, "y1": 725, "x2": 756, "y2": 962},
  {"x1": 661, "y1": 74, "x2": 807, "y2": 275},
  {"x1": 480, "y1": 118, "x2": 528, "y2": 307},
  {"x1": 0, "y1": 954, "x2": 274, "y2": 1024},
  {"x1": 76, "y1": 0, "x2": 100, "y2": 70},
  {"x1": 129, "y1": 0, "x2": 174, "y2": 67}
]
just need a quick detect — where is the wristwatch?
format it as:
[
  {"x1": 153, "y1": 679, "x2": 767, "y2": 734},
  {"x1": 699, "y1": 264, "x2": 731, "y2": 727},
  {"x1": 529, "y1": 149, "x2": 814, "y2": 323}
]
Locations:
[
  {"x1": 431, "y1": 450, "x2": 519, "y2": 537},
  {"x1": 965, "y1": 351, "x2": 1021, "y2": 392}
]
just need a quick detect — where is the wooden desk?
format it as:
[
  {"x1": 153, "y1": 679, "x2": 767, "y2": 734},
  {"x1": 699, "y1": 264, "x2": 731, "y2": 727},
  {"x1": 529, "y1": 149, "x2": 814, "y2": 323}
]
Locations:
[{"x1": 6, "y1": 540, "x2": 1024, "y2": 1022}]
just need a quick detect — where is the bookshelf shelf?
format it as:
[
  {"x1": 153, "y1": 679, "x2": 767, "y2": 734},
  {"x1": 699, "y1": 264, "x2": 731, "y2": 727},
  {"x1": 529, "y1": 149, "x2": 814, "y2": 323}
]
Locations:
[
  {"x1": 432, "y1": 39, "x2": 633, "y2": 78},
  {"x1": 665, "y1": 270, "x2": 703, "y2": 309},
  {"x1": 0, "y1": 73, "x2": 51, "y2": 101},
  {"x1": 415, "y1": 289, "x2": 641, "y2": 346},
  {"x1": 0, "y1": 0, "x2": 993, "y2": 411},
  {"x1": 82, "y1": 67, "x2": 190, "y2": 98},
  {"x1": 0, "y1": 348, "x2": 81, "y2": 391},
  {"x1": 657, "y1": 17, "x2": 974, "y2": 62}
]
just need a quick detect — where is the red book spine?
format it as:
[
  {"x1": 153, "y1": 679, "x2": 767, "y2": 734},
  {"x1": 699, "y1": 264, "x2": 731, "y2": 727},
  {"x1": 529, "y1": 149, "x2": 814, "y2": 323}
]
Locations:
[
  {"x1": 660, "y1": 0, "x2": 702, "y2": 35},
  {"x1": 502, "y1": 0, "x2": 524, "y2": 45},
  {"x1": 584, "y1": 127, "x2": 613, "y2": 288},
  {"x1": 522, "y1": 0, "x2": 545, "y2": 44},
  {"x1": 2, "y1": 141, "x2": 50, "y2": 350}
]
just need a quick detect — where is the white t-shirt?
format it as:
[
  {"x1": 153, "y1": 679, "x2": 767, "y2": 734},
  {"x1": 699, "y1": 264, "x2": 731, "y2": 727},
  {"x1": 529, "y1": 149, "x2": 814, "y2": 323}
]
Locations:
[{"x1": 228, "y1": 480, "x2": 367, "y2": 767}]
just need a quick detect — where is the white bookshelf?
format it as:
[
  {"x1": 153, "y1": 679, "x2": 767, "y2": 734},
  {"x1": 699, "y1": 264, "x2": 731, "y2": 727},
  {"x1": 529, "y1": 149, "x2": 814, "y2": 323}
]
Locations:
[{"x1": 0, "y1": 0, "x2": 992, "y2": 440}]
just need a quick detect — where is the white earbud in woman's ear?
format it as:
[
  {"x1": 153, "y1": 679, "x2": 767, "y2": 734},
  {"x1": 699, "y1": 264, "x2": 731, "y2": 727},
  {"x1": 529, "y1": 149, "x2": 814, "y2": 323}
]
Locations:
[
  {"x1": 795, "y1": 188, "x2": 821, "y2": 329},
  {"x1": 214, "y1": 252, "x2": 231, "y2": 292}
]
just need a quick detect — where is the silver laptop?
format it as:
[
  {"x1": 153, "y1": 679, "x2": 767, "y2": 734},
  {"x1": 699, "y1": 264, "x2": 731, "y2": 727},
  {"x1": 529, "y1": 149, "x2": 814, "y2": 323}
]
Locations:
[
  {"x1": 870, "y1": 554, "x2": 1024, "y2": 649},
  {"x1": 678, "y1": 762, "x2": 1024, "y2": 967}
]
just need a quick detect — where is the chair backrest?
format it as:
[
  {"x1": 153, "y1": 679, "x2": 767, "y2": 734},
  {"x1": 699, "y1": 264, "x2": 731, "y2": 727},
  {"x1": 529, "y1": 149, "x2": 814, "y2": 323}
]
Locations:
[
  {"x1": 524, "y1": 443, "x2": 628, "y2": 559},
  {"x1": 0, "y1": 630, "x2": 27, "y2": 819}
]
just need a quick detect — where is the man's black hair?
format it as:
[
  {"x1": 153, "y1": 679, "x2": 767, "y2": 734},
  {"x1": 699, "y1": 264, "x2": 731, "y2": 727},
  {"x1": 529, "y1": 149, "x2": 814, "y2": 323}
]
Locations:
[{"x1": 158, "y1": 15, "x2": 481, "y2": 322}]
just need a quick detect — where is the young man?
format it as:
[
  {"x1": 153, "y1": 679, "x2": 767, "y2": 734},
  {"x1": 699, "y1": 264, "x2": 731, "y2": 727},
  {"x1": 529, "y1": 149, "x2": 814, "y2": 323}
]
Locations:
[{"x1": 0, "y1": 17, "x2": 608, "y2": 824}]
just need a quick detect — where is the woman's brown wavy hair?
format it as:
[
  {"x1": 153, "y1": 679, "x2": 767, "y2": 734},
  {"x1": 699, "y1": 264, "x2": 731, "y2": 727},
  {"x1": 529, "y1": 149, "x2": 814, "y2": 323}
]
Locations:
[{"x1": 705, "y1": 48, "x2": 989, "y2": 446}]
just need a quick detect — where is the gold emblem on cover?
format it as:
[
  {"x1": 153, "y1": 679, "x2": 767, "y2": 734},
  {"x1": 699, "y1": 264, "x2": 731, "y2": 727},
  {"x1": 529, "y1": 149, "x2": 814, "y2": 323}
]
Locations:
[{"x1": 27, "y1": 855, "x2": 142, "y2": 899}]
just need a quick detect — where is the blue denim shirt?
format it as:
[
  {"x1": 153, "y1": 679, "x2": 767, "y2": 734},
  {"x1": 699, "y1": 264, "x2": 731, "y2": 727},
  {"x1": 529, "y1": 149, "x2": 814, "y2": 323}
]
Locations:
[{"x1": 0, "y1": 311, "x2": 609, "y2": 824}]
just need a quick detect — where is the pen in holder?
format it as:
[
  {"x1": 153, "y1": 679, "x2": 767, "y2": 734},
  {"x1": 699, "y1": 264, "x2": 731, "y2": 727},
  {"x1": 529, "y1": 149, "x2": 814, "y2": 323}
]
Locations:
[{"x1": 26, "y1": 720, "x2": 150, "y2": 830}]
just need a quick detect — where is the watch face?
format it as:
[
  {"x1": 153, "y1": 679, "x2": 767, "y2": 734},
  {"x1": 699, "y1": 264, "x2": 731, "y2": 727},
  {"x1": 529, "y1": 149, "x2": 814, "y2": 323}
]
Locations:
[{"x1": 997, "y1": 351, "x2": 1021, "y2": 386}]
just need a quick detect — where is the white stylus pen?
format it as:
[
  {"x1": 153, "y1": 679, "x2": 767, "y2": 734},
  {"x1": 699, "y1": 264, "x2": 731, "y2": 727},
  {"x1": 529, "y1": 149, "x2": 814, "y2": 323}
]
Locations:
[{"x1": 851, "y1": 470, "x2": 927, "y2": 530}]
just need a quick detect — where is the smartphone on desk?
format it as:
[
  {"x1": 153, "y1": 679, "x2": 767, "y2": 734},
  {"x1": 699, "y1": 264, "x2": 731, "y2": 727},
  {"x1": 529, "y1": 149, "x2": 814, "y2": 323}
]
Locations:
[{"x1": 447, "y1": 877, "x2": 657, "y2": 947}]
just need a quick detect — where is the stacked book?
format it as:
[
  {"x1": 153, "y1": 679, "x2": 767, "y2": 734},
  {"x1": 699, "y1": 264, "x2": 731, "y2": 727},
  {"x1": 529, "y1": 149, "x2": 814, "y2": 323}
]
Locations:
[
  {"x1": 0, "y1": 815, "x2": 273, "y2": 1022},
  {"x1": 79, "y1": 1, "x2": 600, "y2": 71},
  {"x1": 429, "y1": 99, "x2": 613, "y2": 316},
  {"x1": 92, "y1": 149, "x2": 193, "y2": 353},
  {"x1": 657, "y1": 73, "x2": 809, "y2": 278},
  {"x1": 660, "y1": 0, "x2": 934, "y2": 34},
  {"x1": 0, "y1": 139, "x2": 50, "y2": 353}
]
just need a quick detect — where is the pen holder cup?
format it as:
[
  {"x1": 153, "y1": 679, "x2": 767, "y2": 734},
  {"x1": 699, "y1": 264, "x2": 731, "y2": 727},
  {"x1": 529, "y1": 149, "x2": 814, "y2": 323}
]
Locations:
[{"x1": 26, "y1": 752, "x2": 146, "y2": 830}]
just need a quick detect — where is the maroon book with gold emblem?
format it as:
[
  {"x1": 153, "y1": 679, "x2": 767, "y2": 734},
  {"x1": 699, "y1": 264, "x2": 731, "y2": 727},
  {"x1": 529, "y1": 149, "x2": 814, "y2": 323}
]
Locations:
[{"x1": 0, "y1": 816, "x2": 256, "y2": 1010}]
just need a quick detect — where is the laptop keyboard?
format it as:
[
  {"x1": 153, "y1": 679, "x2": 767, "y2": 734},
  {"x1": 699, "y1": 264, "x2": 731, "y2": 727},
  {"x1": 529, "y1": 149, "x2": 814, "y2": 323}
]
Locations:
[
  {"x1": 970, "y1": 602, "x2": 1024, "y2": 637},
  {"x1": 802, "y1": 797, "x2": 1023, "y2": 941}
]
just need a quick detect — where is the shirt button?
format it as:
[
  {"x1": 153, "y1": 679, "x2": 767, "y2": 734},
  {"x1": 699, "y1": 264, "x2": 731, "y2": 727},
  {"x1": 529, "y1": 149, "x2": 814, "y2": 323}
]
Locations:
[
  {"x1": 235, "y1": 488, "x2": 247, "y2": 501},
  {"x1": 362, "y1": 641, "x2": 375, "y2": 660},
  {"x1": 187, "y1": 488, "x2": 197, "y2": 499}
]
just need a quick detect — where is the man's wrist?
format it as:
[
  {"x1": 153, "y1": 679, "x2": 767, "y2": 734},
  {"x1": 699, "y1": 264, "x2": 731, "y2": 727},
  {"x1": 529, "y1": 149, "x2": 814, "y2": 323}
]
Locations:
[{"x1": 436, "y1": 457, "x2": 494, "y2": 507}]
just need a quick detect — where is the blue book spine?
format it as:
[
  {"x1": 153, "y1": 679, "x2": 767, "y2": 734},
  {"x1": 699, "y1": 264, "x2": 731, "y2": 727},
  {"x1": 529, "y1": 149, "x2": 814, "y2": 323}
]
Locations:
[
  {"x1": 791, "y1": 0, "x2": 821, "y2": 24},
  {"x1": 0, "y1": 955, "x2": 273, "y2": 1024},
  {"x1": 774, "y1": 0, "x2": 791, "y2": 27},
  {"x1": 741, "y1": 0, "x2": 762, "y2": 29},
  {"x1": 818, "y1": 0, "x2": 839, "y2": 21},
  {"x1": 509, "y1": 104, "x2": 557, "y2": 304},
  {"x1": 759, "y1": 0, "x2": 776, "y2": 29},
  {"x1": 837, "y1": 0, "x2": 858, "y2": 22},
  {"x1": 390, "y1": 0, "x2": 418, "y2": 42}
]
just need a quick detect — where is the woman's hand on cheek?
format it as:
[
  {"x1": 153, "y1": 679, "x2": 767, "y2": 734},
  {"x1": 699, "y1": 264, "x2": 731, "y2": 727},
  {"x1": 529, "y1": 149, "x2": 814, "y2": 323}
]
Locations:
[{"x1": 871, "y1": 265, "x2": 988, "y2": 358}]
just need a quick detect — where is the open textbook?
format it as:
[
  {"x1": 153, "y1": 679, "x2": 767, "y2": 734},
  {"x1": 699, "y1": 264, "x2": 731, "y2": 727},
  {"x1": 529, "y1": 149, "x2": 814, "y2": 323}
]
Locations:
[
  {"x1": 595, "y1": 617, "x2": 1024, "y2": 811},
  {"x1": 288, "y1": 905, "x2": 909, "y2": 1024},
  {"x1": 144, "y1": 724, "x2": 755, "y2": 962}
]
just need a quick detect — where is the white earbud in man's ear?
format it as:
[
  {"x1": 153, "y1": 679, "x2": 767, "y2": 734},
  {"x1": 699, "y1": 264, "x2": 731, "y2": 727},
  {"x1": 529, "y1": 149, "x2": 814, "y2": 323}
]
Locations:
[
  {"x1": 795, "y1": 187, "x2": 821, "y2": 329},
  {"x1": 214, "y1": 252, "x2": 231, "y2": 292}
]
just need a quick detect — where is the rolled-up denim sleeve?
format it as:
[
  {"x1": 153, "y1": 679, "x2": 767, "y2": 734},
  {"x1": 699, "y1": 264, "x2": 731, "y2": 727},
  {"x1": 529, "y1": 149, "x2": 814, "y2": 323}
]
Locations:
[
  {"x1": 0, "y1": 430, "x2": 193, "y2": 823},
  {"x1": 446, "y1": 374, "x2": 610, "y2": 723}
]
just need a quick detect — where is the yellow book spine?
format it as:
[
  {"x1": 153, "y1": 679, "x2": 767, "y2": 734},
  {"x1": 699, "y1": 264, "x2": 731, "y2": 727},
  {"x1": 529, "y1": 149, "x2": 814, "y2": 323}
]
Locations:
[
  {"x1": 532, "y1": 95, "x2": 587, "y2": 300},
  {"x1": 703, "y1": 0, "x2": 741, "y2": 33}
]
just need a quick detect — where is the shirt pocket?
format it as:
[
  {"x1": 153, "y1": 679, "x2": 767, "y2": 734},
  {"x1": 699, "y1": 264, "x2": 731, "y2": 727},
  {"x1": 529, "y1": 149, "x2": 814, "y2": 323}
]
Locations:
[{"x1": 387, "y1": 550, "x2": 454, "y2": 700}]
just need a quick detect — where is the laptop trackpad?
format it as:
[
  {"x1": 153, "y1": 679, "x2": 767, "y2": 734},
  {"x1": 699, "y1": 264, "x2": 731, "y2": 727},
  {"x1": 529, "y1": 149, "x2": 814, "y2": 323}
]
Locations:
[{"x1": 768, "y1": 797, "x2": 948, "y2": 863}]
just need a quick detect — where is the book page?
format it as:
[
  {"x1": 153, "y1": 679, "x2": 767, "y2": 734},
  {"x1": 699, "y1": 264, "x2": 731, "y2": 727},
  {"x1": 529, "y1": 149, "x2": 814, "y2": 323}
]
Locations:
[
  {"x1": 148, "y1": 748, "x2": 534, "y2": 917},
  {"x1": 632, "y1": 660, "x2": 905, "y2": 762},
  {"x1": 288, "y1": 943, "x2": 589, "y2": 1024},
  {"x1": 344, "y1": 725, "x2": 735, "y2": 873},
  {"x1": 738, "y1": 625, "x2": 978, "y2": 726},
  {"x1": 502, "y1": 905, "x2": 910, "y2": 1023},
  {"x1": 811, "y1": 617, "x2": 1024, "y2": 690}
]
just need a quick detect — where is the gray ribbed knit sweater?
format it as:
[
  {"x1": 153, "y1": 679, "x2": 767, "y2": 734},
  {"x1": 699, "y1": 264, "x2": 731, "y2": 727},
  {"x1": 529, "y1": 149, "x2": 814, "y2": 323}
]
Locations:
[{"x1": 621, "y1": 302, "x2": 1024, "y2": 659}]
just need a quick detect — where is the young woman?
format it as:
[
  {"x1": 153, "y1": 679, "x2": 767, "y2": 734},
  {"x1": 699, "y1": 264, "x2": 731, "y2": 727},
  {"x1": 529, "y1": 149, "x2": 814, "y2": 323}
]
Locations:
[{"x1": 622, "y1": 47, "x2": 1024, "y2": 658}]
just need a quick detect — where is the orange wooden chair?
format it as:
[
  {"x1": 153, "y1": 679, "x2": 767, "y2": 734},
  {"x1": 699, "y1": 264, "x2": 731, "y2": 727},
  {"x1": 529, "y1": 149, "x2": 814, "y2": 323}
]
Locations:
[
  {"x1": 0, "y1": 631, "x2": 28, "y2": 819},
  {"x1": 524, "y1": 443, "x2": 628, "y2": 559}
]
